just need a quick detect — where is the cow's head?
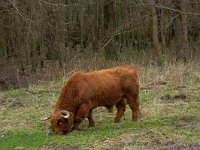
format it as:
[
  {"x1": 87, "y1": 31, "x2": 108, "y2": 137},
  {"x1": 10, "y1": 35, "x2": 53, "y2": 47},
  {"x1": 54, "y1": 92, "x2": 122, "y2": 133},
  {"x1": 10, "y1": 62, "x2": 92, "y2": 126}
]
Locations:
[{"x1": 50, "y1": 110, "x2": 74, "y2": 134}]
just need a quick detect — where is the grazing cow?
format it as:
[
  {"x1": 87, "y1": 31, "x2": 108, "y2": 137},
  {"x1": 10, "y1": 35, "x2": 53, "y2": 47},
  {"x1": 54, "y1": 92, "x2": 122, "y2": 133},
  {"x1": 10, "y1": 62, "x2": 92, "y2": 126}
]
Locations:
[{"x1": 48, "y1": 65, "x2": 139, "y2": 134}]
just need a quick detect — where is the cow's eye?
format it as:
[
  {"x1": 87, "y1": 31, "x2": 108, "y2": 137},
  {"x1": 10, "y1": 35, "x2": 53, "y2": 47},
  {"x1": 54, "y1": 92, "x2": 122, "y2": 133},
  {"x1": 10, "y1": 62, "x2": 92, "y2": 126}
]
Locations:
[{"x1": 57, "y1": 120, "x2": 62, "y2": 126}]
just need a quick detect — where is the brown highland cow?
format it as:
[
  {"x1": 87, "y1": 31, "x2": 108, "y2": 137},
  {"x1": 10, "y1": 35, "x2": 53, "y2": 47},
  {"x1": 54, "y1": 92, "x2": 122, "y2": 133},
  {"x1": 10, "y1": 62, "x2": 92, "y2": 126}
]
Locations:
[{"x1": 45, "y1": 65, "x2": 140, "y2": 134}]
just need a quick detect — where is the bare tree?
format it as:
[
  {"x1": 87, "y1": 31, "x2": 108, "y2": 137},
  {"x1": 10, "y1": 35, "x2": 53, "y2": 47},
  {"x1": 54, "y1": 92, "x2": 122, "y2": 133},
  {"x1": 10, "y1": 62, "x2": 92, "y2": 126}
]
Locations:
[
  {"x1": 181, "y1": 0, "x2": 189, "y2": 58},
  {"x1": 150, "y1": 0, "x2": 162, "y2": 64}
]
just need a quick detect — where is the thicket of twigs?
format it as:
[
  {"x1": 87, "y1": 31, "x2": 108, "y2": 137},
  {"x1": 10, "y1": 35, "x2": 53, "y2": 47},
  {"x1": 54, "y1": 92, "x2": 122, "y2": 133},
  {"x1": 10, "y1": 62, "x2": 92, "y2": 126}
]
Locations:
[{"x1": 0, "y1": 0, "x2": 199, "y2": 90}]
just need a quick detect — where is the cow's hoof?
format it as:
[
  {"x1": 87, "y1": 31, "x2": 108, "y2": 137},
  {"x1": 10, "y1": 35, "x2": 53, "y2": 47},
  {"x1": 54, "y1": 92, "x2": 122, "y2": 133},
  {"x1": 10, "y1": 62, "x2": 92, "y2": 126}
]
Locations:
[
  {"x1": 89, "y1": 123, "x2": 95, "y2": 128},
  {"x1": 114, "y1": 120, "x2": 120, "y2": 123},
  {"x1": 72, "y1": 127, "x2": 81, "y2": 131}
]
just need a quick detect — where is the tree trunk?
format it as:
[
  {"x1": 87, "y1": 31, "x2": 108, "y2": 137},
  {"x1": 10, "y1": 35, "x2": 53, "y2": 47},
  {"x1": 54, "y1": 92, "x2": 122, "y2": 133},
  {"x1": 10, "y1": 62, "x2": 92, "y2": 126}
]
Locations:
[
  {"x1": 150, "y1": 0, "x2": 162, "y2": 64},
  {"x1": 180, "y1": 0, "x2": 189, "y2": 59},
  {"x1": 30, "y1": 39, "x2": 39, "y2": 74},
  {"x1": 91, "y1": 1, "x2": 99, "y2": 52},
  {"x1": 104, "y1": 0, "x2": 117, "y2": 60},
  {"x1": 174, "y1": 15, "x2": 183, "y2": 59},
  {"x1": 160, "y1": 0, "x2": 166, "y2": 47}
]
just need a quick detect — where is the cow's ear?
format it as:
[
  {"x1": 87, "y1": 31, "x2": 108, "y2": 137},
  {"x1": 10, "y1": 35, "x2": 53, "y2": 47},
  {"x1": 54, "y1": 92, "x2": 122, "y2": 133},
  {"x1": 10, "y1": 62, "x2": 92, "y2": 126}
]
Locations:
[
  {"x1": 68, "y1": 112, "x2": 74, "y2": 125},
  {"x1": 69, "y1": 112, "x2": 74, "y2": 118}
]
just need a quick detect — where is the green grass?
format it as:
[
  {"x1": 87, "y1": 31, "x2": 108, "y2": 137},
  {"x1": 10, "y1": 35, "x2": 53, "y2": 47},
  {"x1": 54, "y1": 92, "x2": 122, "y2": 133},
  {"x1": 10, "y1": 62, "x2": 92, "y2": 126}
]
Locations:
[
  {"x1": 0, "y1": 118, "x2": 174, "y2": 150},
  {"x1": 0, "y1": 70, "x2": 200, "y2": 149}
]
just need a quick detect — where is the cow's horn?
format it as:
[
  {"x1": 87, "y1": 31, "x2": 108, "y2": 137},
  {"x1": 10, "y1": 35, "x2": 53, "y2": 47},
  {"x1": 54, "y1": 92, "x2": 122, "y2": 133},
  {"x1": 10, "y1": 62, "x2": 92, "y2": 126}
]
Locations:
[
  {"x1": 60, "y1": 110, "x2": 70, "y2": 119},
  {"x1": 40, "y1": 116, "x2": 50, "y2": 121}
]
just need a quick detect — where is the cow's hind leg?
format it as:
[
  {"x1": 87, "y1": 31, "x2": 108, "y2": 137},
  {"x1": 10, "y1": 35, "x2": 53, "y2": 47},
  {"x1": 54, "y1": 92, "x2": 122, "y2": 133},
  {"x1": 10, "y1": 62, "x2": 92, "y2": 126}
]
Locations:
[
  {"x1": 88, "y1": 110, "x2": 95, "y2": 128},
  {"x1": 114, "y1": 99, "x2": 126, "y2": 123},
  {"x1": 126, "y1": 94, "x2": 139, "y2": 121},
  {"x1": 72, "y1": 103, "x2": 91, "y2": 131}
]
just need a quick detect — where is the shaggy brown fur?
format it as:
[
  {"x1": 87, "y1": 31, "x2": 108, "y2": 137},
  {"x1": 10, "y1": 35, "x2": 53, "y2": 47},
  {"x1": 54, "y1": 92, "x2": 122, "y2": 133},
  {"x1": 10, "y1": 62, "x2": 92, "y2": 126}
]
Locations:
[{"x1": 50, "y1": 65, "x2": 140, "y2": 134}]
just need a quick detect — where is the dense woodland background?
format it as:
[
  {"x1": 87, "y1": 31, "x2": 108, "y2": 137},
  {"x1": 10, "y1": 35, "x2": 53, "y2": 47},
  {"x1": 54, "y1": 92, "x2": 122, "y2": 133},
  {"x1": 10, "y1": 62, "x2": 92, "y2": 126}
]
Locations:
[{"x1": 0, "y1": 0, "x2": 200, "y2": 90}]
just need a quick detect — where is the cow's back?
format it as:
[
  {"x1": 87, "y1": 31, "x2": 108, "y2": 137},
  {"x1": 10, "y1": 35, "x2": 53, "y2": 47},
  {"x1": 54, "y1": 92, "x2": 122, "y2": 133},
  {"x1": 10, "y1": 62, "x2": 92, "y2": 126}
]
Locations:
[{"x1": 67, "y1": 65, "x2": 138, "y2": 107}]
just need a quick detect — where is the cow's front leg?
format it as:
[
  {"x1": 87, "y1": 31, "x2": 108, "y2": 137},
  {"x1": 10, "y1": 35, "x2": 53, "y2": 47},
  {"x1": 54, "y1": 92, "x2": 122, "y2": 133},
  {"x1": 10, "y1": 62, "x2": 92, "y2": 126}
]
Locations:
[
  {"x1": 88, "y1": 110, "x2": 95, "y2": 128},
  {"x1": 72, "y1": 103, "x2": 91, "y2": 131}
]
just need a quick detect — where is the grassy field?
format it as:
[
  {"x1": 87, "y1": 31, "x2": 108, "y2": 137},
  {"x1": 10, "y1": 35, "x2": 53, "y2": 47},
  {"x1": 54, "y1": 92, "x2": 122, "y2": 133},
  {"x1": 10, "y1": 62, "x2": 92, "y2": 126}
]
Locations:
[{"x1": 0, "y1": 62, "x2": 200, "y2": 150}]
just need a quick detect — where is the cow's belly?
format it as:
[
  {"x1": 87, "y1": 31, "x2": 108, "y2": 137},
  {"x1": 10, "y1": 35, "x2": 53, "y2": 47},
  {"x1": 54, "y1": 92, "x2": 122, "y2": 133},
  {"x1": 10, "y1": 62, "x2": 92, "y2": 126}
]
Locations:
[
  {"x1": 90, "y1": 91, "x2": 122, "y2": 108},
  {"x1": 79, "y1": 78, "x2": 123, "y2": 108}
]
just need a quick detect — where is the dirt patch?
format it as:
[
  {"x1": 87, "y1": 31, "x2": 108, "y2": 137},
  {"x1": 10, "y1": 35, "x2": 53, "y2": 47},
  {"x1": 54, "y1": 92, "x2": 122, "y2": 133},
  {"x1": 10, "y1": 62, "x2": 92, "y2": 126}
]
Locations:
[
  {"x1": 194, "y1": 98, "x2": 200, "y2": 102},
  {"x1": 15, "y1": 147, "x2": 24, "y2": 150},
  {"x1": 174, "y1": 117, "x2": 200, "y2": 128},
  {"x1": 173, "y1": 85, "x2": 187, "y2": 90},
  {"x1": 173, "y1": 93, "x2": 187, "y2": 99},
  {"x1": 134, "y1": 129, "x2": 200, "y2": 150},
  {"x1": 140, "y1": 81, "x2": 168, "y2": 91},
  {"x1": 160, "y1": 93, "x2": 191, "y2": 103},
  {"x1": 40, "y1": 145, "x2": 80, "y2": 150},
  {"x1": 92, "y1": 128, "x2": 150, "y2": 149},
  {"x1": 92, "y1": 128, "x2": 200, "y2": 150},
  {"x1": 141, "y1": 140, "x2": 200, "y2": 150},
  {"x1": 0, "y1": 98, "x2": 25, "y2": 108}
]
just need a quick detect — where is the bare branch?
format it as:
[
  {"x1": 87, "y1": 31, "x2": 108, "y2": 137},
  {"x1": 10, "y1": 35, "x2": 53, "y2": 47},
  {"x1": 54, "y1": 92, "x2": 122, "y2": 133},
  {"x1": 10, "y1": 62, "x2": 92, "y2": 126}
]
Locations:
[
  {"x1": 163, "y1": 14, "x2": 181, "y2": 33},
  {"x1": 8, "y1": 0, "x2": 34, "y2": 23},
  {"x1": 134, "y1": 0, "x2": 200, "y2": 16},
  {"x1": 39, "y1": 0, "x2": 80, "y2": 7}
]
